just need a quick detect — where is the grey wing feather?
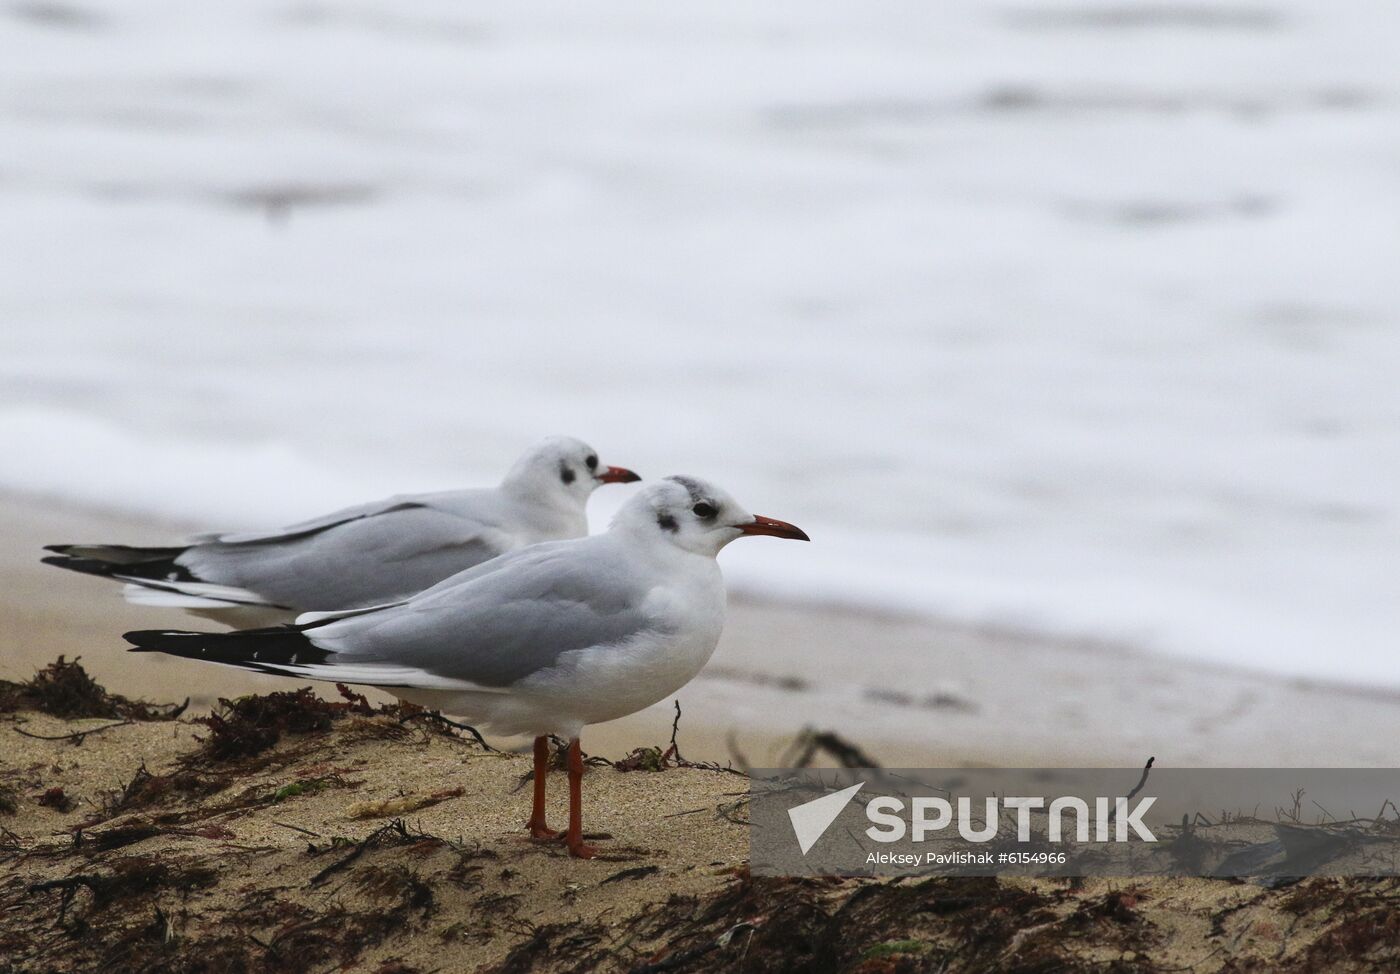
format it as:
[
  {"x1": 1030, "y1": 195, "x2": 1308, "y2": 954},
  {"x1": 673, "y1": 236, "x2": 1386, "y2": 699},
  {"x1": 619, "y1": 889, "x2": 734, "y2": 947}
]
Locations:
[
  {"x1": 179, "y1": 505, "x2": 512, "y2": 611},
  {"x1": 306, "y1": 539, "x2": 659, "y2": 688},
  {"x1": 192, "y1": 496, "x2": 429, "y2": 545}
]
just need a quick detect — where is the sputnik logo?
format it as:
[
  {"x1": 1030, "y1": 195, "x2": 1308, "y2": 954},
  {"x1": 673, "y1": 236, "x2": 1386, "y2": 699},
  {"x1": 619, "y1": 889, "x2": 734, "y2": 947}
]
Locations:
[{"x1": 787, "y1": 782, "x2": 865, "y2": 854}]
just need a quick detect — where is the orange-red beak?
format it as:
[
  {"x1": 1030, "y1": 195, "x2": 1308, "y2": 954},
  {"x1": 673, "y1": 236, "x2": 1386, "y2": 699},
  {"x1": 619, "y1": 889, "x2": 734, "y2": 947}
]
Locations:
[
  {"x1": 596, "y1": 465, "x2": 641, "y2": 484},
  {"x1": 738, "y1": 514, "x2": 810, "y2": 541}
]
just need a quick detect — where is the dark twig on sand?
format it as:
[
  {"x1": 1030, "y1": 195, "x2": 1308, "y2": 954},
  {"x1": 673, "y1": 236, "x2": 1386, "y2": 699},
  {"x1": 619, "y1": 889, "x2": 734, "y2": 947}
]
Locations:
[
  {"x1": 272, "y1": 821, "x2": 322, "y2": 838},
  {"x1": 1107, "y1": 756, "x2": 1155, "y2": 825},
  {"x1": 14, "y1": 720, "x2": 133, "y2": 744},
  {"x1": 658, "y1": 702, "x2": 744, "y2": 776},
  {"x1": 308, "y1": 818, "x2": 412, "y2": 886},
  {"x1": 663, "y1": 807, "x2": 708, "y2": 819},
  {"x1": 664, "y1": 700, "x2": 685, "y2": 764},
  {"x1": 29, "y1": 874, "x2": 106, "y2": 926},
  {"x1": 398, "y1": 710, "x2": 496, "y2": 751}
]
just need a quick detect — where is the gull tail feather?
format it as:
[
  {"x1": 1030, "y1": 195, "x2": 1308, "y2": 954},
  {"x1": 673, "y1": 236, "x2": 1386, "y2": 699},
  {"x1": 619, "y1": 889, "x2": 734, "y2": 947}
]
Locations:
[
  {"x1": 43, "y1": 544, "x2": 193, "y2": 581},
  {"x1": 124, "y1": 626, "x2": 330, "y2": 673},
  {"x1": 45, "y1": 548, "x2": 285, "y2": 610}
]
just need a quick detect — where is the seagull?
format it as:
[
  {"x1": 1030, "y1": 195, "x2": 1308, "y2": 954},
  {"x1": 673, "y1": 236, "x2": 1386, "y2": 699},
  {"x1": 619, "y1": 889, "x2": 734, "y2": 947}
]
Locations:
[
  {"x1": 123, "y1": 475, "x2": 808, "y2": 857},
  {"x1": 44, "y1": 436, "x2": 639, "y2": 626}
]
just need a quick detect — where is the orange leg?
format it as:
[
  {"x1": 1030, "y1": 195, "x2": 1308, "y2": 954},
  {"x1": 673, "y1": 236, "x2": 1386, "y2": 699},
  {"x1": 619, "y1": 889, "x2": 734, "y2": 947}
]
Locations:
[
  {"x1": 565, "y1": 738, "x2": 597, "y2": 859},
  {"x1": 526, "y1": 735, "x2": 558, "y2": 840}
]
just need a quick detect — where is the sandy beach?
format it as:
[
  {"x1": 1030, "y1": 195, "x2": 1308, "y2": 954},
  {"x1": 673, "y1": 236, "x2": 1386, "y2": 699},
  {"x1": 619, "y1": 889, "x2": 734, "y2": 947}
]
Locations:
[
  {"x1": 3, "y1": 660, "x2": 1397, "y2": 972},
  {"x1": 4, "y1": 490, "x2": 1398, "y2": 769},
  {"x1": 4, "y1": 496, "x2": 1399, "y2": 971}
]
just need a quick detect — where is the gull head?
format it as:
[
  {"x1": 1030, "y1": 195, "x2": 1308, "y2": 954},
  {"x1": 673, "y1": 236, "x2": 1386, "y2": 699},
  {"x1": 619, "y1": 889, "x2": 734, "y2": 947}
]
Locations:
[
  {"x1": 501, "y1": 436, "x2": 640, "y2": 507},
  {"x1": 615, "y1": 475, "x2": 809, "y2": 557}
]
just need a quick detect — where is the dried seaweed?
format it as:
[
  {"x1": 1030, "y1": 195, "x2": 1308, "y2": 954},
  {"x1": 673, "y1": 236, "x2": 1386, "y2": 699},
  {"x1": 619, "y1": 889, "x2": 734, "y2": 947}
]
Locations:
[
  {"x1": 11, "y1": 687, "x2": 1400, "y2": 974},
  {"x1": 98, "y1": 761, "x2": 224, "y2": 820},
  {"x1": 27, "y1": 854, "x2": 219, "y2": 927},
  {"x1": 496, "y1": 873, "x2": 1168, "y2": 974},
  {"x1": 194, "y1": 687, "x2": 342, "y2": 762},
  {"x1": 0, "y1": 656, "x2": 186, "y2": 720},
  {"x1": 188, "y1": 685, "x2": 478, "y2": 764},
  {"x1": 611, "y1": 702, "x2": 743, "y2": 777},
  {"x1": 36, "y1": 786, "x2": 75, "y2": 813}
]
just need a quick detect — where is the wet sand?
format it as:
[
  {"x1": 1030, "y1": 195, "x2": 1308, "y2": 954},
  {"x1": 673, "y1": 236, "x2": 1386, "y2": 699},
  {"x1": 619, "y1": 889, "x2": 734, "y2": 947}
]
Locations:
[{"x1": 3, "y1": 491, "x2": 1398, "y2": 767}]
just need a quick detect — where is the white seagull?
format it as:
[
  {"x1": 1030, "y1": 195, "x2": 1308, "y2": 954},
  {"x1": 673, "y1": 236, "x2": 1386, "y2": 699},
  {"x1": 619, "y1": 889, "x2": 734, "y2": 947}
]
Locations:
[
  {"x1": 123, "y1": 475, "x2": 808, "y2": 857},
  {"x1": 44, "y1": 436, "x2": 639, "y2": 626}
]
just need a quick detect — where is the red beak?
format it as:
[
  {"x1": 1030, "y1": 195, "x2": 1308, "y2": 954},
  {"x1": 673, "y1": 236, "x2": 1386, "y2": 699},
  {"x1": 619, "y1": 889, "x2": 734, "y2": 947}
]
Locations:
[
  {"x1": 596, "y1": 465, "x2": 641, "y2": 484},
  {"x1": 738, "y1": 514, "x2": 810, "y2": 541}
]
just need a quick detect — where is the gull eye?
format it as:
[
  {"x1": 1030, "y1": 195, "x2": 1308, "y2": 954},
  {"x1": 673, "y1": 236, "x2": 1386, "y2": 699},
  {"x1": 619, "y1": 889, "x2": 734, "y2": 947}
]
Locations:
[
  {"x1": 692, "y1": 502, "x2": 716, "y2": 519},
  {"x1": 585, "y1": 455, "x2": 598, "y2": 470}
]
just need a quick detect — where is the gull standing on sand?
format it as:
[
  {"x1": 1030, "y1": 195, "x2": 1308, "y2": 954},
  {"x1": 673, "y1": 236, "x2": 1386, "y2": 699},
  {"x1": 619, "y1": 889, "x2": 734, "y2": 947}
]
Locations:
[
  {"x1": 44, "y1": 437, "x2": 639, "y2": 625},
  {"x1": 124, "y1": 475, "x2": 808, "y2": 858}
]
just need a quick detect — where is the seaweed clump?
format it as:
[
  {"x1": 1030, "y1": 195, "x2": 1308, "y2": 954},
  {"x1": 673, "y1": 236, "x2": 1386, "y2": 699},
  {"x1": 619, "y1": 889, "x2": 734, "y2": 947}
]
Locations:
[
  {"x1": 481, "y1": 873, "x2": 1169, "y2": 974},
  {"x1": 0, "y1": 656, "x2": 186, "y2": 720},
  {"x1": 190, "y1": 684, "x2": 444, "y2": 764},
  {"x1": 26, "y1": 854, "x2": 219, "y2": 928},
  {"x1": 194, "y1": 687, "x2": 347, "y2": 762}
]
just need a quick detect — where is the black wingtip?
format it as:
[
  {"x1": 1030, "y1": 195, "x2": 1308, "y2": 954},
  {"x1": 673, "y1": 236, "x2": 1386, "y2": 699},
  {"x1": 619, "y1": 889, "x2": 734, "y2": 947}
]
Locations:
[
  {"x1": 41, "y1": 546, "x2": 197, "y2": 582},
  {"x1": 123, "y1": 626, "x2": 329, "y2": 671},
  {"x1": 42, "y1": 554, "x2": 98, "y2": 574},
  {"x1": 124, "y1": 629, "x2": 205, "y2": 652},
  {"x1": 42, "y1": 554, "x2": 121, "y2": 578}
]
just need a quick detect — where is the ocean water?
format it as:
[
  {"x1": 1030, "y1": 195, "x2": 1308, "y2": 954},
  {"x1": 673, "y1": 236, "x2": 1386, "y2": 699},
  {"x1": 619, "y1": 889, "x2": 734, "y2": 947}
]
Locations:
[{"x1": 1, "y1": 2, "x2": 1397, "y2": 685}]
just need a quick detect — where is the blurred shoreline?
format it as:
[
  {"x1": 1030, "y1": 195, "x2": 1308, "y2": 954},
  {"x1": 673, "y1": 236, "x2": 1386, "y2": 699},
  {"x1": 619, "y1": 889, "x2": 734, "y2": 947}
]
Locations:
[
  {"x1": 3, "y1": 0, "x2": 1397, "y2": 689},
  {"x1": 3, "y1": 490, "x2": 1398, "y2": 768}
]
